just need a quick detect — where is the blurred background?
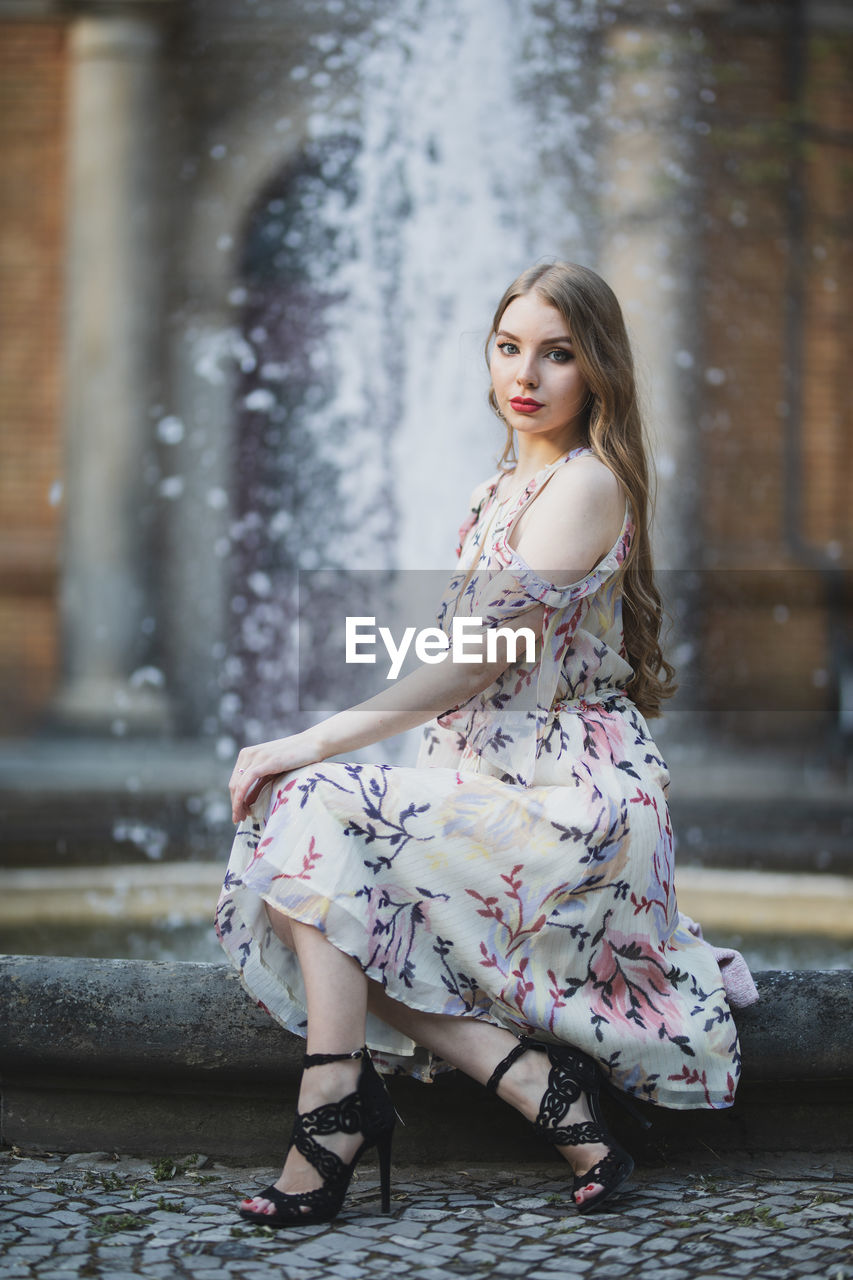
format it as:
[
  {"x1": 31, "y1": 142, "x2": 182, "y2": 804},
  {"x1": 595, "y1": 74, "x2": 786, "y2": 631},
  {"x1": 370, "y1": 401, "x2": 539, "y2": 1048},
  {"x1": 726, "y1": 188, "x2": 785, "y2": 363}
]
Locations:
[{"x1": 0, "y1": 0, "x2": 851, "y2": 968}]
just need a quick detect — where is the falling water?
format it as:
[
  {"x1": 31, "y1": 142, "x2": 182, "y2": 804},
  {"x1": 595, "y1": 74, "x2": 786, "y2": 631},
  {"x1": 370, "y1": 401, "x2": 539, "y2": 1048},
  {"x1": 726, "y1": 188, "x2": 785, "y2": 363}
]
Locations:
[{"x1": 224, "y1": 0, "x2": 609, "y2": 739}]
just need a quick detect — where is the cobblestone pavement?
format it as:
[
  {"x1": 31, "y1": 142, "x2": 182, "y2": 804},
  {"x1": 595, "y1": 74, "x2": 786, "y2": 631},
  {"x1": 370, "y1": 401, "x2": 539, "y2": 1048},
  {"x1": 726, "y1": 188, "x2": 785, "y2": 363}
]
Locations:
[{"x1": 1, "y1": 1148, "x2": 851, "y2": 1280}]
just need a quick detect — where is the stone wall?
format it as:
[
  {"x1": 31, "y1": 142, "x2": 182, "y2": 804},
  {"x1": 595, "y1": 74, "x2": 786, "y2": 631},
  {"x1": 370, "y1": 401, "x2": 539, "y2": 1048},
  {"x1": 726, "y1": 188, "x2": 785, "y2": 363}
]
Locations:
[{"x1": 1, "y1": 957, "x2": 852, "y2": 1161}]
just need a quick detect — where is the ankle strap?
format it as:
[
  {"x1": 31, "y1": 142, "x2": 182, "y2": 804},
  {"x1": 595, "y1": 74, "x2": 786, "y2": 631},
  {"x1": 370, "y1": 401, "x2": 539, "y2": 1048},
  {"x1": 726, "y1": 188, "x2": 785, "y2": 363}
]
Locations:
[
  {"x1": 303, "y1": 1047, "x2": 368, "y2": 1069},
  {"x1": 485, "y1": 1036, "x2": 537, "y2": 1094}
]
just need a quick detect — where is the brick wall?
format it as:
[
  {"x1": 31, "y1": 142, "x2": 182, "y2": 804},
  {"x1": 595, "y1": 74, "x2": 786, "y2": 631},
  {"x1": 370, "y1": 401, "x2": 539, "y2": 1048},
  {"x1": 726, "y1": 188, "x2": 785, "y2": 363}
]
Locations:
[
  {"x1": 0, "y1": 12, "x2": 848, "y2": 742},
  {"x1": 0, "y1": 22, "x2": 67, "y2": 732},
  {"x1": 697, "y1": 24, "x2": 852, "y2": 735},
  {"x1": 801, "y1": 35, "x2": 853, "y2": 553}
]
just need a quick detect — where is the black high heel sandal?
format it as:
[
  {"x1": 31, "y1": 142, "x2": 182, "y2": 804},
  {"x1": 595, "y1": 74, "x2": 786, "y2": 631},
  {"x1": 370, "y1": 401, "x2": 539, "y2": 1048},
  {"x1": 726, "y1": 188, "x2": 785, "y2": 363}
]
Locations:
[
  {"x1": 239, "y1": 1046, "x2": 396, "y2": 1227},
  {"x1": 486, "y1": 1034, "x2": 650, "y2": 1215}
]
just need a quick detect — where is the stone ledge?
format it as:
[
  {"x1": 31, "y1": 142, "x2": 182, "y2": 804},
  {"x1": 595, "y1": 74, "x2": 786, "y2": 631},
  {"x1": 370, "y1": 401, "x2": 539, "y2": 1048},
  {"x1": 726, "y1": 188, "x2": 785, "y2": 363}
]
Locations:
[
  {"x1": 1, "y1": 957, "x2": 851, "y2": 1161},
  {"x1": 2, "y1": 958, "x2": 851, "y2": 1083}
]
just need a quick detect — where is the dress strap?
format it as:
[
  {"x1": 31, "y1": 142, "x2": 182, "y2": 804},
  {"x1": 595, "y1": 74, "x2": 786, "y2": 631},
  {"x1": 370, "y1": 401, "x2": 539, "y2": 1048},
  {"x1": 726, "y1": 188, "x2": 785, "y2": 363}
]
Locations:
[{"x1": 502, "y1": 444, "x2": 593, "y2": 533}]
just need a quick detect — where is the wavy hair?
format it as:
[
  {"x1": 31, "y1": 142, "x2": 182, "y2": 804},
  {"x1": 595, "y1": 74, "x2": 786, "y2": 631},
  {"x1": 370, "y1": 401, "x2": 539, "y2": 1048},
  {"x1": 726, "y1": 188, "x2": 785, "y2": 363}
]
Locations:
[{"x1": 485, "y1": 261, "x2": 677, "y2": 719}]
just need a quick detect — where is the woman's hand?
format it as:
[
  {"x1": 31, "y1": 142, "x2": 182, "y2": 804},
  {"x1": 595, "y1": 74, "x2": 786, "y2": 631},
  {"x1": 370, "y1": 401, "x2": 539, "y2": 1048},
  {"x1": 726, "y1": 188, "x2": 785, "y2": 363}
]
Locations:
[
  {"x1": 227, "y1": 604, "x2": 537, "y2": 825},
  {"x1": 229, "y1": 730, "x2": 326, "y2": 824}
]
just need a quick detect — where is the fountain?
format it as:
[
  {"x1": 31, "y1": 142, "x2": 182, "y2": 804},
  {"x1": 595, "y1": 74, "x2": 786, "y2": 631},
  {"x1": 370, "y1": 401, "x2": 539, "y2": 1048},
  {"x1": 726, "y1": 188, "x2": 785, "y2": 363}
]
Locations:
[{"x1": 220, "y1": 0, "x2": 613, "y2": 742}]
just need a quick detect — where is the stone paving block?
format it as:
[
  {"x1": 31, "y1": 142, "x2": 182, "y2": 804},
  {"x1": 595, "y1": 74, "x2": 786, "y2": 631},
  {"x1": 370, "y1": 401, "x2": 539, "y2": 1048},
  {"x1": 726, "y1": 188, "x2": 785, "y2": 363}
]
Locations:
[
  {"x1": 559, "y1": 1268, "x2": 631, "y2": 1280},
  {"x1": 384, "y1": 1240, "x2": 460, "y2": 1260},
  {"x1": 3, "y1": 1159, "x2": 64, "y2": 1176},
  {"x1": 48, "y1": 1210, "x2": 90, "y2": 1227},
  {"x1": 819, "y1": 1218, "x2": 850, "y2": 1239},
  {"x1": 785, "y1": 1243, "x2": 833, "y2": 1262},
  {"x1": 630, "y1": 1233, "x2": 679, "y2": 1252},
  {"x1": 489, "y1": 1263, "x2": 539, "y2": 1276},
  {"x1": 311, "y1": 1267, "x2": 368, "y2": 1280},
  {"x1": 532, "y1": 1257, "x2": 590, "y2": 1273},
  {"x1": 594, "y1": 1230, "x2": 647, "y2": 1247},
  {"x1": 409, "y1": 1227, "x2": 465, "y2": 1245},
  {"x1": 18, "y1": 1227, "x2": 78, "y2": 1244},
  {"x1": 717, "y1": 1264, "x2": 778, "y2": 1274},
  {"x1": 478, "y1": 1206, "x2": 513, "y2": 1222},
  {"x1": 21, "y1": 1190, "x2": 65, "y2": 1205},
  {"x1": 467, "y1": 1233, "x2": 522, "y2": 1250},
  {"x1": 283, "y1": 1239, "x2": 349, "y2": 1261},
  {"x1": 814, "y1": 1238, "x2": 853, "y2": 1260},
  {"x1": 238, "y1": 1270, "x2": 306, "y2": 1279},
  {"x1": 3, "y1": 1242, "x2": 54, "y2": 1258},
  {"x1": 305, "y1": 1246, "x2": 369, "y2": 1264},
  {"x1": 630, "y1": 1270, "x2": 689, "y2": 1280},
  {"x1": 382, "y1": 1221, "x2": 426, "y2": 1240}
]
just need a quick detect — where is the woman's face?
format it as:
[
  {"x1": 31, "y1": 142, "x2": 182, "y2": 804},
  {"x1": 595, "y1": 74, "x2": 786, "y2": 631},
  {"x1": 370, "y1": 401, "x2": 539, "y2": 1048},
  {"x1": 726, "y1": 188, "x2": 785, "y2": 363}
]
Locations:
[{"x1": 489, "y1": 291, "x2": 589, "y2": 451}]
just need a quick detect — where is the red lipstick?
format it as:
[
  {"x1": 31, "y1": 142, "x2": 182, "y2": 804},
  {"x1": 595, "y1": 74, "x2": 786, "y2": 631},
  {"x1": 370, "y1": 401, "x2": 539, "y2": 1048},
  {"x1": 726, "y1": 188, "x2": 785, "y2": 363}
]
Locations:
[{"x1": 509, "y1": 397, "x2": 544, "y2": 413}]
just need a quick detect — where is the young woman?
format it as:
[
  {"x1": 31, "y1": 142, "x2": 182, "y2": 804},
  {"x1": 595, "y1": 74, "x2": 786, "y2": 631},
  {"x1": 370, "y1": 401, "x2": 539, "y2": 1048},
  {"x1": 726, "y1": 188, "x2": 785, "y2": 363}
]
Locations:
[{"x1": 216, "y1": 261, "x2": 747, "y2": 1227}]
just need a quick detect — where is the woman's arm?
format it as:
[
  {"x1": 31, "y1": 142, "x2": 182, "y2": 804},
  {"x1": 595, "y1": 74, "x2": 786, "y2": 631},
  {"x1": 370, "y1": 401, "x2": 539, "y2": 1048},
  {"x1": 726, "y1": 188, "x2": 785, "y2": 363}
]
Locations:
[
  {"x1": 228, "y1": 604, "x2": 543, "y2": 822},
  {"x1": 229, "y1": 459, "x2": 624, "y2": 822}
]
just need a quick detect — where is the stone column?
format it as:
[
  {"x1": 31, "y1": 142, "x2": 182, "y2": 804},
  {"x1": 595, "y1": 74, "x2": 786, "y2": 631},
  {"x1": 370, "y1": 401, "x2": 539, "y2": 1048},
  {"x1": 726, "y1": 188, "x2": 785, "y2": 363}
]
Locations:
[
  {"x1": 53, "y1": 12, "x2": 170, "y2": 732},
  {"x1": 597, "y1": 20, "x2": 698, "y2": 573},
  {"x1": 597, "y1": 17, "x2": 700, "y2": 719}
]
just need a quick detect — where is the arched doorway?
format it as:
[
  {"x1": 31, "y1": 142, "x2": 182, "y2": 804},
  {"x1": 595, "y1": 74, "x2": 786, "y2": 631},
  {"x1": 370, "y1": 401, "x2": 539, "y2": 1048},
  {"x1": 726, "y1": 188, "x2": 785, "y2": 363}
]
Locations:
[{"x1": 226, "y1": 135, "x2": 395, "y2": 736}]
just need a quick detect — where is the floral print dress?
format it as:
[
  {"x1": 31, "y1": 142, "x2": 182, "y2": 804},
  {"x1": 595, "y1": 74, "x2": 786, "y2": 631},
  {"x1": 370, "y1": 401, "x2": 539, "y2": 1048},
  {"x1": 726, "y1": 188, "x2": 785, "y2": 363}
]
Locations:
[{"x1": 216, "y1": 446, "x2": 742, "y2": 1110}]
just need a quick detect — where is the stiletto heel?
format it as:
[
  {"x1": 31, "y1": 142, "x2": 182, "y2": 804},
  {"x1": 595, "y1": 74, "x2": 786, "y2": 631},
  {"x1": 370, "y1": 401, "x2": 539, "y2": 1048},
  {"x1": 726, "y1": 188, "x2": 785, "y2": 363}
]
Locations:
[
  {"x1": 376, "y1": 1128, "x2": 393, "y2": 1213},
  {"x1": 486, "y1": 1034, "x2": 638, "y2": 1215},
  {"x1": 239, "y1": 1046, "x2": 396, "y2": 1227}
]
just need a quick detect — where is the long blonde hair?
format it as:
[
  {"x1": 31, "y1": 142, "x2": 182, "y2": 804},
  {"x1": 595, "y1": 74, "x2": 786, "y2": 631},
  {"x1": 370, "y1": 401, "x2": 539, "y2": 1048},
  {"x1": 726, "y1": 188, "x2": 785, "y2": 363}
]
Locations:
[{"x1": 485, "y1": 261, "x2": 677, "y2": 719}]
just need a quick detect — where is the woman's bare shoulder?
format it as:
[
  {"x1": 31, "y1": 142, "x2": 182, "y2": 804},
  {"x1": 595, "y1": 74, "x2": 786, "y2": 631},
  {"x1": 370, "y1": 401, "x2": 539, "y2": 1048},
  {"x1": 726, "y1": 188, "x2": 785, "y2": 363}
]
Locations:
[
  {"x1": 550, "y1": 452, "x2": 624, "y2": 503},
  {"x1": 512, "y1": 454, "x2": 626, "y2": 571}
]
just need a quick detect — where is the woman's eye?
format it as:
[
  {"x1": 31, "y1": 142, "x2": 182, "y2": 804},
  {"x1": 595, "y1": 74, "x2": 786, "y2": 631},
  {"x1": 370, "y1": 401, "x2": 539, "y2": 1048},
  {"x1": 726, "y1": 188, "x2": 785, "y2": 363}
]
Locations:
[
  {"x1": 496, "y1": 341, "x2": 519, "y2": 355},
  {"x1": 547, "y1": 348, "x2": 573, "y2": 362}
]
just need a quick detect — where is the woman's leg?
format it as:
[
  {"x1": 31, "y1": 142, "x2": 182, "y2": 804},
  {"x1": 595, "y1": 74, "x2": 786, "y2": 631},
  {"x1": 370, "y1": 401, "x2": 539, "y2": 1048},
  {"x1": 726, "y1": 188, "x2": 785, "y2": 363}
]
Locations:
[
  {"x1": 366, "y1": 985, "x2": 611, "y2": 1206},
  {"x1": 249, "y1": 904, "x2": 609, "y2": 1211},
  {"x1": 242, "y1": 915, "x2": 370, "y2": 1215}
]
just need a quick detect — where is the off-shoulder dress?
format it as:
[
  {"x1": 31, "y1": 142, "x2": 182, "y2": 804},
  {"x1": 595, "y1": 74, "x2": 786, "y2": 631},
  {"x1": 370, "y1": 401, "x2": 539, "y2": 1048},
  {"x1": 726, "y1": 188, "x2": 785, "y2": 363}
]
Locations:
[{"x1": 216, "y1": 445, "x2": 743, "y2": 1110}]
